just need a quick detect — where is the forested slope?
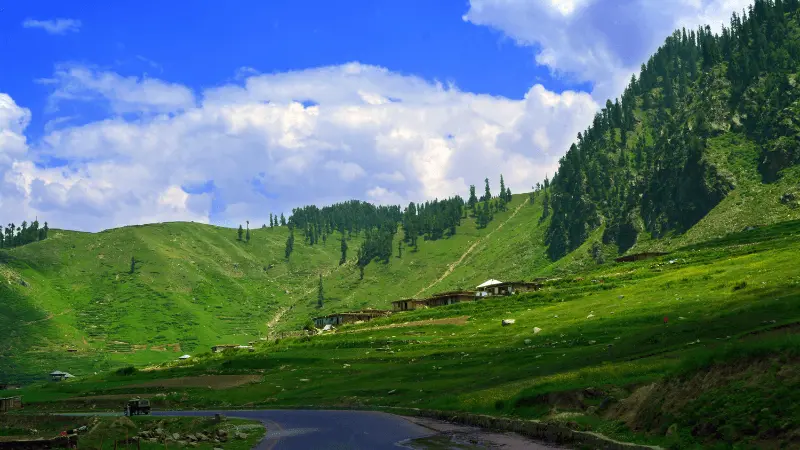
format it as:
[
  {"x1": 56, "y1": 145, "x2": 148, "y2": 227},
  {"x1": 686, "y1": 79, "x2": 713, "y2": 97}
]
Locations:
[{"x1": 545, "y1": 0, "x2": 800, "y2": 259}]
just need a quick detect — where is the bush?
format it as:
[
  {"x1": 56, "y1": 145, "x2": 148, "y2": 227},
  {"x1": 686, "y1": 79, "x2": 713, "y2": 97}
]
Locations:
[
  {"x1": 115, "y1": 366, "x2": 137, "y2": 376},
  {"x1": 732, "y1": 281, "x2": 747, "y2": 291}
]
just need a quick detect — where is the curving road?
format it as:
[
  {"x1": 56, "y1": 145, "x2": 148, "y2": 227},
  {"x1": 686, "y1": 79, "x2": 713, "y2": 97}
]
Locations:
[
  {"x1": 153, "y1": 409, "x2": 436, "y2": 450},
  {"x1": 152, "y1": 409, "x2": 562, "y2": 449}
]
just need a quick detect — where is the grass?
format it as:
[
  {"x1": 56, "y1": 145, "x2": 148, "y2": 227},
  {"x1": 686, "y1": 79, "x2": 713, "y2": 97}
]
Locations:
[
  {"x1": 13, "y1": 218, "x2": 800, "y2": 448},
  {"x1": 0, "y1": 414, "x2": 264, "y2": 450}
]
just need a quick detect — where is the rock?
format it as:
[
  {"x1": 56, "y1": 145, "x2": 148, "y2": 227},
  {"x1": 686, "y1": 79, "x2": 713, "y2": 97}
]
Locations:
[
  {"x1": 155, "y1": 428, "x2": 165, "y2": 436},
  {"x1": 524, "y1": 339, "x2": 532, "y2": 345},
  {"x1": 588, "y1": 340, "x2": 596, "y2": 344},
  {"x1": 234, "y1": 432, "x2": 248, "y2": 440},
  {"x1": 212, "y1": 439, "x2": 220, "y2": 443},
  {"x1": 501, "y1": 319, "x2": 515, "y2": 326},
  {"x1": 18, "y1": 279, "x2": 29, "y2": 287},
  {"x1": 533, "y1": 327, "x2": 542, "y2": 334},
  {"x1": 196, "y1": 433, "x2": 208, "y2": 441},
  {"x1": 186, "y1": 434, "x2": 197, "y2": 441},
  {"x1": 147, "y1": 438, "x2": 158, "y2": 444},
  {"x1": 666, "y1": 423, "x2": 678, "y2": 437},
  {"x1": 387, "y1": 389, "x2": 396, "y2": 394},
  {"x1": 173, "y1": 433, "x2": 181, "y2": 441},
  {"x1": 586, "y1": 314, "x2": 595, "y2": 319},
  {"x1": 177, "y1": 440, "x2": 188, "y2": 447},
  {"x1": 586, "y1": 406, "x2": 598, "y2": 415},
  {"x1": 189, "y1": 443, "x2": 199, "y2": 447},
  {"x1": 216, "y1": 429, "x2": 228, "y2": 437},
  {"x1": 618, "y1": 295, "x2": 624, "y2": 299},
  {"x1": 214, "y1": 448, "x2": 224, "y2": 450}
]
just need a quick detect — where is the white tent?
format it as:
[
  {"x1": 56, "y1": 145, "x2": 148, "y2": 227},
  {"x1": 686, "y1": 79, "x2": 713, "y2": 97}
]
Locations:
[
  {"x1": 477, "y1": 279, "x2": 503, "y2": 289},
  {"x1": 178, "y1": 354, "x2": 191, "y2": 360}
]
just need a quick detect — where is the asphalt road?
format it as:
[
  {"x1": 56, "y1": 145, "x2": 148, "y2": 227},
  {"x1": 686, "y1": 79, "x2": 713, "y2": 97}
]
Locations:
[{"x1": 152, "y1": 409, "x2": 436, "y2": 450}]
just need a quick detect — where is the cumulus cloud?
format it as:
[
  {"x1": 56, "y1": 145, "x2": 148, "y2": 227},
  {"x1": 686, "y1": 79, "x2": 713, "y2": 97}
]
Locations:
[
  {"x1": 464, "y1": 0, "x2": 752, "y2": 100},
  {"x1": 22, "y1": 18, "x2": 82, "y2": 35},
  {"x1": 38, "y1": 64, "x2": 195, "y2": 114},
  {"x1": 1, "y1": 63, "x2": 597, "y2": 231}
]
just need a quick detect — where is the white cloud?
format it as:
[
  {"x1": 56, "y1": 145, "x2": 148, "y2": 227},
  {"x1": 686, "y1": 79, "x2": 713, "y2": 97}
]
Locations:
[
  {"x1": 39, "y1": 64, "x2": 195, "y2": 114},
  {"x1": 464, "y1": 0, "x2": 752, "y2": 101},
  {"x1": 325, "y1": 161, "x2": 367, "y2": 182},
  {"x1": 22, "y1": 18, "x2": 82, "y2": 35},
  {"x1": 1, "y1": 63, "x2": 597, "y2": 231}
]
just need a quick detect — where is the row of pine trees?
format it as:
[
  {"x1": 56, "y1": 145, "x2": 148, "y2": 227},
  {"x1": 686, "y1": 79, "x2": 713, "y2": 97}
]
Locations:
[{"x1": 1, "y1": 220, "x2": 49, "y2": 249}]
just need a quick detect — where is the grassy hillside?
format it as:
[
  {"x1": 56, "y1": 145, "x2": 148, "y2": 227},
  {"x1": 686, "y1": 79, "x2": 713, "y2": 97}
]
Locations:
[
  {"x1": 1, "y1": 195, "x2": 555, "y2": 381},
  {"x1": 18, "y1": 219, "x2": 800, "y2": 448}
]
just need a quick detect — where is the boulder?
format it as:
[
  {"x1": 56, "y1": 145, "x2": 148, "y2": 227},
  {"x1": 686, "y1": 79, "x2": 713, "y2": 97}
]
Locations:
[
  {"x1": 524, "y1": 339, "x2": 532, "y2": 345},
  {"x1": 533, "y1": 327, "x2": 542, "y2": 334},
  {"x1": 501, "y1": 319, "x2": 515, "y2": 326},
  {"x1": 234, "y1": 432, "x2": 248, "y2": 440},
  {"x1": 214, "y1": 448, "x2": 224, "y2": 450},
  {"x1": 155, "y1": 428, "x2": 165, "y2": 437},
  {"x1": 186, "y1": 434, "x2": 197, "y2": 442},
  {"x1": 172, "y1": 433, "x2": 181, "y2": 441},
  {"x1": 216, "y1": 429, "x2": 228, "y2": 438},
  {"x1": 177, "y1": 440, "x2": 188, "y2": 447}
]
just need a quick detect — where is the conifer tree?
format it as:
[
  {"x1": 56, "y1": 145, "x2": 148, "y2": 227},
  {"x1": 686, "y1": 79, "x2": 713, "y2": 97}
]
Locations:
[
  {"x1": 245, "y1": 221, "x2": 250, "y2": 242},
  {"x1": 237, "y1": 225, "x2": 243, "y2": 241},
  {"x1": 483, "y1": 178, "x2": 491, "y2": 201},
  {"x1": 280, "y1": 213, "x2": 286, "y2": 226},
  {"x1": 499, "y1": 175, "x2": 506, "y2": 202},
  {"x1": 317, "y1": 274, "x2": 324, "y2": 308},
  {"x1": 468, "y1": 185, "x2": 478, "y2": 210},
  {"x1": 339, "y1": 235, "x2": 348, "y2": 265},
  {"x1": 130, "y1": 256, "x2": 135, "y2": 274},
  {"x1": 285, "y1": 229, "x2": 294, "y2": 260}
]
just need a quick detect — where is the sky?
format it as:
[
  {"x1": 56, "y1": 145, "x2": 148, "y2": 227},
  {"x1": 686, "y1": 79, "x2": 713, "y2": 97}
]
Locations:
[{"x1": 1, "y1": 0, "x2": 753, "y2": 231}]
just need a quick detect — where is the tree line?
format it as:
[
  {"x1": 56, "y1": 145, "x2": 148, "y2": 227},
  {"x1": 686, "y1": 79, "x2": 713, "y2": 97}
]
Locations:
[
  {"x1": 545, "y1": 0, "x2": 800, "y2": 260},
  {"x1": 1, "y1": 220, "x2": 49, "y2": 249}
]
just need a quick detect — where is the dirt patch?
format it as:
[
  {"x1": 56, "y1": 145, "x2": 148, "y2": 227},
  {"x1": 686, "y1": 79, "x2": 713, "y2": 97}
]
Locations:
[
  {"x1": 345, "y1": 316, "x2": 470, "y2": 333},
  {"x1": 123, "y1": 375, "x2": 261, "y2": 389}
]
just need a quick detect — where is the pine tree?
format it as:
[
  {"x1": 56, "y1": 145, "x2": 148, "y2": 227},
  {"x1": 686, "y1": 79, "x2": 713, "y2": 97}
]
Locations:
[
  {"x1": 245, "y1": 221, "x2": 250, "y2": 242},
  {"x1": 130, "y1": 256, "x2": 136, "y2": 274},
  {"x1": 237, "y1": 225, "x2": 244, "y2": 241},
  {"x1": 285, "y1": 229, "x2": 294, "y2": 260},
  {"x1": 339, "y1": 235, "x2": 348, "y2": 265},
  {"x1": 269, "y1": 213, "x2": 274, "y2": 227},
  {"x1": 499, "y1": 175, "x2": 506, "y2": 202},
  {"x1": 468, "y1": 185, "x2": 478, "y2": 210},
  {"x1": 506, "y1": 187, "x2": 512, "y2": 201},
  {"x1": 483, "y1": 178, "x2": 491, "y2": 201},
  {"x1": 317, "y1": 274, "x2": 324, "y2": 308}
]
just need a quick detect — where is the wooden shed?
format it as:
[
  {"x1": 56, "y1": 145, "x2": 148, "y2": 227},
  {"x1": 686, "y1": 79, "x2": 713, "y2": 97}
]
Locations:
[
  {"x1": 313, "y1": 309, "x2": 391, "y2": 328},
  {"x1": 614, "y1": 252, "x2": 669, "y2": 263},
  {"x1": 0, "y1": 396, "x2": 22, "y2": 412}
]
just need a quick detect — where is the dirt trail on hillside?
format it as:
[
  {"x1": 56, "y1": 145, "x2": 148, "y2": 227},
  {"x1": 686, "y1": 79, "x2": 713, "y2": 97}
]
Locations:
[
  {"x1": 414, "y1": 199, "x2": 528, "y2": 297},
  {"x1": 266, "y1": 260, "x2": 351, "y2": 335}
]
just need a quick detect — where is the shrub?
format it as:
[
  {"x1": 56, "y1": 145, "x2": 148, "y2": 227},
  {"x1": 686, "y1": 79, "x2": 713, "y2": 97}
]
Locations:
[
  {"x1": 732, "y1": 281, "x2": 747, "y2": 291},
  {"x1": 115, "y1": 366, "x2": 137, "y2": 376}
]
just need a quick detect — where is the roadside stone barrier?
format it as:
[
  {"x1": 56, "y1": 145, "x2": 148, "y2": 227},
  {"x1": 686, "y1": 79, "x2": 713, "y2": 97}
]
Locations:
[{"x1": 378, "y1": 407, "x2": 663, "y2": 450}]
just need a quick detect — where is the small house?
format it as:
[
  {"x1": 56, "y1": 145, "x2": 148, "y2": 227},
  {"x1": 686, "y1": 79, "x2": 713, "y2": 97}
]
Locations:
[
  {"x1": 614, "y1": 252, "x2": 669, "y2": 263},
  {"x1": 418, "y1": 291, "x2": 477, "y2": 307},
  {"x1": 49, "y1": 371, "x2": 74, "y2": 382},
  {"x1": 392, "y1": 291, "x2": 477, "y2": 311},
  {"x1": 211, "y1": 345, "x2": 238, "y2": 353},
  {"x1": 313, "y1": 309, "x2": 392, "y2": 328},
  {"x1": 392, "y1": 299, "x2": 421, "y2": 312},
  {"x1": 477, "y1": 280, "x2": 542, "y2": 296},
  {"x1": 0, "y1": 396, "x2": 22, "y2": 412}
]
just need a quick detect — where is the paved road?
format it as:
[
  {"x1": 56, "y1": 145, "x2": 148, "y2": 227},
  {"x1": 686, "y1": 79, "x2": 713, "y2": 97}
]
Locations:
[{"x1": 152, "y1": 410, "x2": 436, "y2": 450}]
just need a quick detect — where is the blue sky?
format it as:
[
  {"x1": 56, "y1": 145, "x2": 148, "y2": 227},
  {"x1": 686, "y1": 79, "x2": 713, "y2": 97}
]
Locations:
[{"x1": 0, "y1": 0, "x2": 751, "y2": 231}]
